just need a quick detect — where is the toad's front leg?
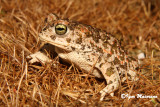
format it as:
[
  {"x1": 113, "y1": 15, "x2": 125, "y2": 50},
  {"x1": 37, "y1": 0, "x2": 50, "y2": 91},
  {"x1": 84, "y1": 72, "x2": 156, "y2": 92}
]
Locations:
[
  {"x1": 27, "y1": 43, "x2": 56, "y2": 64},
  {"x1": 27, "y1": 51, "x2": 52, "y2": 64}
]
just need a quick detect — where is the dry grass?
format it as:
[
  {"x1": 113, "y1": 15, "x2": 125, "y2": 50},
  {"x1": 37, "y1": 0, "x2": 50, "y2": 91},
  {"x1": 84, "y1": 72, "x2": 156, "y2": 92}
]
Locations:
[{"x1": 0, "y1": 0, "x2": 160, "y2": 106}]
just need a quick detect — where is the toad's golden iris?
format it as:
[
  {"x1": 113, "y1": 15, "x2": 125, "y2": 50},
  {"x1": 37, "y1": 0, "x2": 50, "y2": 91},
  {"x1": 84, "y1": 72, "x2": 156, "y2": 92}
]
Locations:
[{"x1": 55, "y1": 24, "x2": 67, "y2": 35}]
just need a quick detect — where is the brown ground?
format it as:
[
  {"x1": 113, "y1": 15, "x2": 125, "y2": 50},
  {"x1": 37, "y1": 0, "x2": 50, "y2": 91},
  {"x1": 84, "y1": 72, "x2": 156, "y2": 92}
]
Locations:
[{"x1": 0, "y1": 0, "x2": 160, "y2": 106}]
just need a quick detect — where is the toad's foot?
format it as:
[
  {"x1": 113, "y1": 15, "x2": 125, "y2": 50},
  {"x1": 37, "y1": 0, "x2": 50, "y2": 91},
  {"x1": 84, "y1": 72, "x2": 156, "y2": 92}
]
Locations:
[
  {"x1": 100, "y1": 83, "x2": 118, "y2": 101},
  {"x1": 99, "y1": 73, "x2": 120, "y2": 101},
  {"x1": 27, "y1": 51, "x2": 52, "y2": 64}
]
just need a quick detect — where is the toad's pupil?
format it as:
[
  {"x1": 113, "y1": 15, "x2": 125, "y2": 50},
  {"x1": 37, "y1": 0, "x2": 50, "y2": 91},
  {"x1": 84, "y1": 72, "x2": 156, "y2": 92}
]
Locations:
[{"x1": 57, "y1": 28, "x2": 64, "y2": 30}]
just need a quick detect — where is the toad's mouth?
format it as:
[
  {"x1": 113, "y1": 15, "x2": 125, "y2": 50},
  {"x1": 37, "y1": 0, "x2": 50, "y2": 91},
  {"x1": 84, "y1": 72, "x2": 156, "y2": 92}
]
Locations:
[{"x1": 41, "y1": 38, "x2": 72, "y2": 52}]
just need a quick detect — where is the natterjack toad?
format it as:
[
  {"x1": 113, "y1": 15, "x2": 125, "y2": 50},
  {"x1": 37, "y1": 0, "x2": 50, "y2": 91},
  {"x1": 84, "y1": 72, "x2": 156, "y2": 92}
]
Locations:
[{"x1": 28, "y1": 13, "x2": 139, "y2": 101}]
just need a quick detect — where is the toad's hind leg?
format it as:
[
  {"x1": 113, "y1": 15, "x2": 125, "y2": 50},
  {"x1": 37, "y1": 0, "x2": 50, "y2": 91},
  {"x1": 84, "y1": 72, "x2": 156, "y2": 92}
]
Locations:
[{"x1": 100, "y1": 72, "x2": 120, "y2": 101}]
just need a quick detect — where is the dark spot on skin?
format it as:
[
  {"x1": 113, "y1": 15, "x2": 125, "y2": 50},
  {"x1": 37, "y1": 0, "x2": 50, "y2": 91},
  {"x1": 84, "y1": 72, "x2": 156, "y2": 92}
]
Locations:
[
  {"x1": 50, "y1": 35, "x2": 56, "y2": 40},
  {"x1": 99, "y1": 63, "x2": 104, "y2": 68},
  {"x1": 90, "y1": 41, "x2": 94, "y2": 47},
  {"x1": 108, "y1": 80, "x2": 113, "y2": 84},
  {"x1": 103, "y1": 42, "x2": 112, "y2": 49},
  {"x1": 51, "y1": 23, "x2": 55, "y2": 27},
  {"x1": 87, "y1": 58, "x2": 91, "y2": 62},
  {"x1": 120, "y1": 56, "x2": 124, "y2": 60},
  {"x1": 42, "y1": 25, "x2": 49, "y2": 31},
  {"x1": 76, "y1": 37, "x2": 82, "y2": 44},
  {"x1": 80, "y1": 45, "x2": 85, "y2": 50},
  {"x1": 120, "y1": 65, "x2": 126, "y2": 70},
  {"x1": 135, "y1": 67, "x2": 139, "y2": 71},
  {"x1": 96, "y1": 46, "x2": 103, "y2": 53},
  {"x1": 76, "y1": 32, "x2": 82, "y2": 37},
  {"x1": 111, "y1": 40, "x2": 119, "y2": 50},
  {"x1": 124, "y1": 62, "x2": 127, "y2": 68},
  {"x1": 42, "y1": 27, "x2": 47, "y2": 31},
  {"x1": 113, "y1": 40, "x2": 117, "y2": 44},
  {"x1": 91, "y1": 28, "x2": 100, "y2": 43},
  {"x1": 85, "y1": 31, "x2": 92, "y2": 37},
  {"x1": 44, "y1": 17, "x2": 48, "y2": 23},
  {"x1": 116, "y1": 67, "x2": 120, "y2": 71},
  {"x1": 119, "y1": 63, "x2": 127, "y2": 71},
  {"x1": 101, "y1": 33, "x2": 111, "y2": 42},
  {"x1": 87, "y1": 45, "x2": 91, "y2": 49},
  {"x1": 122, "y1": 74, "x2": 126, "y2": 78},
  {"x1": 68, "y1": 24, "x2": 74, "y2": 30},
  {"x1": 106, "y1": 67, "x2": 114, "y2": 76},
  {"x1": 128, "y1": 57, "x2": 137, "y2": 61},
  {"x1": 119, "y1": 50, "x2": 125, "y2": 57},
  {"x1": 66, "y1": 38, "x2": 71, "y2": 43},
  {"x1": 106, "y1": 33, "x2": 111, "y2": 39},
  {"x1": 107, "y1": 54, "x2": 111, "y2": 58},
  {"x1": 112, "y1": 86, "x2": 114, "y2": 90},
  {"x1": 97, "y1": 56, "x2": 102, "y2": 63},
  {"x1": 111, "y1": 49, "x2": 114, "y2": 55},
  {"x1": 71, "y1": 46, "x2": 75, "y2": 51},
  {"x1": 48, "y1": 28, "x2": 52, "y2": 32}
]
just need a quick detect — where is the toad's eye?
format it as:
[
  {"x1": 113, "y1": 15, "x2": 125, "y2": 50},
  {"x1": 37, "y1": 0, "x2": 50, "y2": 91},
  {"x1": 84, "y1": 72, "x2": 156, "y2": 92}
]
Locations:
[{"x1": 55, "y1": 24, "x2": 67, "y2": 35}]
